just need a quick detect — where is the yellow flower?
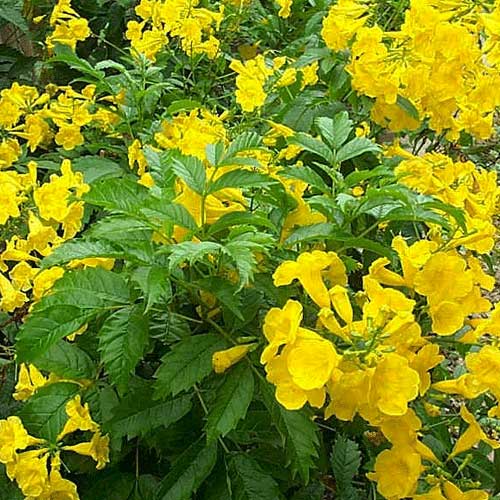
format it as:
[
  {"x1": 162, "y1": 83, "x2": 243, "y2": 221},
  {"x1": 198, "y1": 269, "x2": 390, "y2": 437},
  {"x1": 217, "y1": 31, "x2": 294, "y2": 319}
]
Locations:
[
  {"x1": 276, "y1": 67, "x2": 297, "y2": 88},
  {"x1": 44, "y1": 468, "x2": 79, "y2": 500},
  {"x1": 409, "y1": 344, "x2": 444, "y2": 395},
  {"x1": 58, "y1": 395, "x2": 99, "y2": 441},
  {"x1": 450, "y1": 405, "x2": 500, "y2": 458},
  {"x1": 300, "y1": 61, "x2": 319, "y2": 89},
  {"x1": 261, "y1": 299, "x2": 302, "y2": 364},
  {"x1": 273, "y1": 251, "x2": 346, "y2": 309},
  {"x1": 465, "y1": 345, "x2": 500, "y2": 400},
  {"x1": 351, "y1": 185, "x2": 364, "y2": 197},
  {"x1": 32, "y1": 267, "x2": 65, "y2": 301},
  {"x1": 433, "y1": 374, "x2": 485, "y2": 400},
  {"x1": 369, "y1": 353, "x2": 420, "y2": 416},
  {"x1": 128, "y1": 139, "x2": 148, "y2": 176},
  {"x1": 63, "y1": 430, "x2": 110, "y2": 470},
  {"x1": 329, "y1": 285, "x2": 353, "y2": 324},
  {"x1": 55, "y1": 123, "x2": 84, "y2": 150},
  {"x1": 6, "y1": 449, "x2": 49, "y2": 497},
  {"x1": 212, "y1": 344, "x2": 254, "y2": 374},
  {"x1": 368, "y1": 257, "x2": 406, "y2": 287},
  {"x1": 367, "y1": 445, "x2": 422, "y2": 499},
  {"x1": 0, "y1": 417, "x2": 42, "y2": 465},
  {"x1": 276, "y1": 0, "x2": 292, "y2": 18},
  {"x1": 0, "y1": 273, "x2": 27, "y2": 312},
  {"x1": 13, "y1": 364, "x2": 48, "y2": 401},
  {"x1": 0, "y1": 138, "x2": 21, "y2": 168},
  {"x1": 442, "y1": 481, "x2": 489, "y2": 500}
]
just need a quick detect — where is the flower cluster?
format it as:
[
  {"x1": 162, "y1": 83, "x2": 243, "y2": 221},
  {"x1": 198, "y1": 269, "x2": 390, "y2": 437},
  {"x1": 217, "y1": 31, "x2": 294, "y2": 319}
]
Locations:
[
  {"x1": 322, "y1": 0, "x2": 500, "y2": 138},
  {"x1": 0, "y1": 396, "x2": 109, "y2": 499},
  {"x1": 125, "y1": 0, "x2": 224, "y2": 61}
]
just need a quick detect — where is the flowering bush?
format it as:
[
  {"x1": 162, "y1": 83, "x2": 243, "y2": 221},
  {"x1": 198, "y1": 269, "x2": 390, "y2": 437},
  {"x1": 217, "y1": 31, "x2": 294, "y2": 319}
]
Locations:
[{"x1": 1, "y1": 0, "x2": 500, "y2": 498}]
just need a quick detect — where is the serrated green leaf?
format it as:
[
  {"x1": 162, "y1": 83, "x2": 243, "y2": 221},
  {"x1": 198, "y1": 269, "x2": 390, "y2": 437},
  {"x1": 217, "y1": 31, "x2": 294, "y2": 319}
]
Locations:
[
  {"x1": 260, "y1": 379, "x2": 319, "y2": 483},
  {"x1": 344, "y1": 166, "x2": 394, "y2": 188},
  {"x1": 154, "y1": 334, "x2": 226, "y2": 399},
  {"x1": 155, "y1": 440, "x2": 217, "y2": 500},
  {"x1": 132, "y1": 265, "x2": 172, "y2": 312},
  {"x1": 141, "y1": 201, "x2": 198, "y2": 231},
  {"x1": 99, "y1": 304, "x2": 149, "y2": 392},
  {"x1": 229, "y1": 454, "x2": 282, "y2": 500},
  {"x1": 35, "y1": 340, "x2": 95, "y2": 379},
  {"x1": 107, "y1": 389, "x2": 192, "y2": 439},
  {"x1": 330, "y1": 436, "x2": 361, "y2": 497},
  {"x1": 208, "y1": 170, "x2": 272, "y2": 194},
  {"x1": 283, "y1": 166, "x2": 330, "y2": 193},
  {"x1": 288, "y1": 133, "x2": 334, "y2": 164},
  {"x1": 315, "y1": 112, "x2": 353, "y2": 150},
  {"x1": 168, "y1": 99, "x2": 201, "y2": 115},
  {"x1": 284, "y1": 223, "x2": 336, "y2": 246},
  {"x1": 169, "y1": 241, "x2": 224, "y2": 270},
  {"x1": 206, "y1": 364, "x2": 254, "y2": 442},
  {"x1": 224, "y1": 239, "x2": 260, "y2": 287},
  {"x1": 196, "y1": 277, "x2": 244, "y2": 321},
  {"x1": 84, "y1": 178, "x2": 149, "y2": 215},
  {"x1": 41, "y1": 239, "x2": 123, "y2": 268},
  {"x1": 16, "y1": 268, "x2": 130, "y2": 362},
  {"x1": 50, "y1": 45, "x2": 105, "y2": 81},
  {"x1": 87, "y1": 217, "x2": 153, "y2": 242},
  {"x1": 72, "y1": 156, "x2": 123, "y2": 184},
  {"x1": 336, "y1": 137, "x2": 380, "y2": 163},
  {"x1": 224, "y1": 132, "x2": 262, "y2": 159},
  {"x1": 172, "y1": 155, "x2": 206, "y2": 194},
  {"x1": 0, "y1": 3, "x2": 29, "y2": 32},
  {"x1": 18, "y1": 382, "x2": 79, "y2": 443},
  {"x1": 207, "y1": 211, "x2": 276, "y2": 236}
]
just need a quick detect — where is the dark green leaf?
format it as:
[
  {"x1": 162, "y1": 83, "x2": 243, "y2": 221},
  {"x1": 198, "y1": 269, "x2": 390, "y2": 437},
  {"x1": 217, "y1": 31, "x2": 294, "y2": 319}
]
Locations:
[
  {"x1": 229, "y1": 454, "x2": 282, "y2": 500},
  {"x1": 18, "y1": 382, "x2": 79, "y2": 443},
  {"x1": 206, "y1": 364, "x2": 254, "y2": 442},
  {"x1": 289, "y1": 133, "x2": 334, "y2": 164},
  {"x1": 208, "y1": 170, "x2": 272, "y2": 194},
  {"x1": 132, "y1": 266, "x2": 172, "y2": 312},
  {"x1": 141, "y1": 202, "x2": 198, "y2": 231},
  {"x1": 72, "y1": 156, "x2": 123, "y2": 184},
  {"x1": 154, "y1": 334, "x2": 226, "y2": 399},
  {"x1": 207, "y1": 211, "x2": 276, "y2": 236},
  {"x1": 16, "y1": 268, "x2": 130, "y2": 362},
  {"x1": 107, "y1": 390, "x2": 192, "y2": 439},
  {"x1": 283, "y1": 166, "x2": 330, "y2": 194},
  {"x1": 155, "y1": 440, "x2": 217, "y2": 500},
  {"x1": 196, "y1": 277, "x2": 244, "y2": 321},
  {"x1": 330, "y1": 436, "x2": 361, "y2": 499},
  {"x1": 224, "y1": 132, "x2": 262, "y2": 159},
  {"x1": 260, "y1": 379, "x2": 319, "y2": 483},
  {"x1": 99, "y1": 304, "x2": 149, "y2": 392},
  {"x1": 284, "y1": 223, "x2": 336, "y2": 246},
  {"x1": 35, "y1": 341, "x2": 95, "y2": 379},
  {"x1": 169, "y1": 241, "x2": 224, "y2": 270}
]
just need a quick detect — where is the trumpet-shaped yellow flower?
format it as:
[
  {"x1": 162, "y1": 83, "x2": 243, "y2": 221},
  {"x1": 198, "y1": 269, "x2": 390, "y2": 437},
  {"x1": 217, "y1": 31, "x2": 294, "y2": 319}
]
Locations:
[
  {"x1": 212, "y1": 344, "x2": 254, "y2": 374},
  {"x1": 13, "y1": 364, "x2": 48, "y2": 401},
  {"x1": 450, "y1": 405, "x2": 500, "y2": 458},
  {"x1": 273, "y1": 251, "x2": 346, "y2": 309},
  {"x1": 63, "y1": 430, "x2": 110, "y2": 470},
  {"x1": 58, "y1": 396, "x2": 99, "y2": 441},
  {"x1": 0, "y1": 417, "x2": 42, "y2": 465}
]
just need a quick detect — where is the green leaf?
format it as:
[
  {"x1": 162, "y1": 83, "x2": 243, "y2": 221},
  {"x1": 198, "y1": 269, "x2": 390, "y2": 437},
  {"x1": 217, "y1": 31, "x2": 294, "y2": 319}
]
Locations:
[
  {"x1": 380, "y1": 205, "x2": 451, "y2": 230},
  {"x1": 35, "y1": 340, "x2": 95, "y2": 379},
  {"x1": 284, "y1": 223, "x2": 337, "y2": 246},
  {"x1": 336, "y1": 137, "x2": 380, "y2": 163},
  {"x1": 132, "y1": 265, "x2": 172, "y2": 312},
  {"x1": 228, "y1": 454, "x2": 282, "y2": 500},
  {"x1": 207, "y1": 211, "x2": 276, "y2": 236},
  {"x1": 288, "y1": 133, "x2": 334, "y2": 164},
  {"x1": 208, "y1": 170, "x2": 272, "y2": 194},
  {"x1": 107, "y1": 389, "x2": 192, "y2": 439},
  {"x1": 344, "y1": 166, "x2": 394, "y2": 188},
  {"x1": 315, "y1": 112, "x2": 353, "y2": 150},
  {"x1": 18, "y1": 382, "x2": 79, "y2": 443},
  {"x1": 16, "y1": 268, "x2": 130, "y2": 362},
  {"x1": 154, "y1": 334, "x2": 226, "y2": 399},
  {"x1": 206, "y1": 364, "x2": 254, "y2": 442},
  {"x1": 283, "y1": 166, "x2": 330, "y2": 193},
  {"x1": 224, "y1": 132, "x2": 262, "y2": 159},
  {"x1": 141, "y1": 202, "x2": 198, "y2": 231},
  {"x1": 99, "y1": 304, "x2": 149, "y2": 392},
  {"x1": 196, "y1": 277, "x2": 244, "y2": 321},
  {"x1": 0, "y1": 3, "x2": 29, "y2": 32},
  {"x1": 396, "y1": 95, "x2": 420, "y2": 121},
  {"x1": 330, "y1": 435, "x2": 361, "y2": 498},
  {"x1": 41, "y1": 239, "x2": 123, "y2": 268},
  {"x1": 50, "y1": 45, "x2": 105, "y2": 81},
  {"x1": 84, "y1": 178, "x2": 149, "y2": 215},
  {"x1": 0, "y1": 464, "x2": 23, "y2": 500},
  {"x1": 169, "y1": 241, "x2": 224, "y2": 270},
  {"x1": 155, "y1": 440, "x2": 217, "y2": 500},
  {"x1": 168, "y1": 99, "x2": 201, "y2": 115},
  {"x1": 172, "y1": 155, "x2": 206, "y2": 195},
  {"x1": 72, "y1": 156, "x2": 123, "y2": 184},
  {"x1": 87, "y1": 217, "x2": 152, "y2": 242},
  {"x1": 260, "y1": 379, "x2": 319, "y2": 483},
  {"x1": 224, "y1": 239, "x2": 262, "y2": 287}
]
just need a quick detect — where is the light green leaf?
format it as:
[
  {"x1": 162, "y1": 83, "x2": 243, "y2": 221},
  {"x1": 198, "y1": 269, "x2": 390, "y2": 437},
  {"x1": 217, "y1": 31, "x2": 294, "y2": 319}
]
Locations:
[
  {"x1": 154, "y1": 334, "x2": 226, "y2": 399},
  {"x1": 168, "y1": 241, "x2": 224, "y2": 270},
  {"x1": 172, "y1": 155, "x2": 206, "y2": 195},
  {"x1": 336, "y1": 137, "x2": 380, "y2": 163},
  {"x1": 283, "y1": 166, "x2": 329, "y2": 193},
  {"x1": 99, "y1": 304, "x2": 149, "y2": 392},
  {"x1": 206, "y1": 364, "x2": 254, "y2": 442},
  {"x1": 72, "y1": 156, "x2": 123, "y2": 184},
  {"x1": 208, "y1": 170, "x2": 272, "y2": 194},
  {"x1": 289, "y1": 133, "x2": 334, "y2": 164},
  {"x1": 207, "y1": 211, "x2": 276, "y2": 236}
]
